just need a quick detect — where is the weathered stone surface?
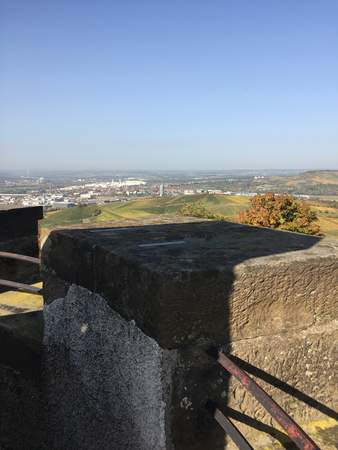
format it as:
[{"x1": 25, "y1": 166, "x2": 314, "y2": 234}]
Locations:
[
  {"x1": 0, "y1": 311, "x2": 43, "y2": 376},
  {"x1": 41, "y1": 221, "x2": 338, "y2": 449},
  {"x1": 0, "y1": 365, "x2": 45, "y2": 450},
  {"x1": 224, "y1": 320, "x2": 338, "y2": 447},
  {"x1": 41, "y1": 221, "x2": 335, "y2": 348},
  {"x1": 43, "y1": 285, "x2": 226, "y2": 450},
  {"x1": 229, "y1": 242, "x2": 338, "y2": 340},
  {"x1": 0, "y1": 311, "x2": 45, "y2": 449},
  {"x1": 44, "y1": 284, "x2": 173, "y2": 450}
]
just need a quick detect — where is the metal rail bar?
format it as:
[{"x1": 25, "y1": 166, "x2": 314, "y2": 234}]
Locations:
[
  {"x1": 217, "y1": 352, "x2": 319, "y2": 450},
  {"x1": 206, "y1": 400, "x2": 253, "y2": 450},
  {"x1": 0, "y1": 279, "x2": 42, "y2": 295},
  {"x1": 0, "y1": 251, "x2": 40, "y2": 265}
]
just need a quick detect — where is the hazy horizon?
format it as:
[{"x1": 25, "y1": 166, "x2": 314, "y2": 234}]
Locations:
[
  {"x1": 0, "y1": 168, "x2": 335, "y2": 177},
  {"x1": 1, "y1": 1, "x2": 338, "y2": 170},
  {"x1": 1, "y1": 164, "x2": 337, "y2": 173}
]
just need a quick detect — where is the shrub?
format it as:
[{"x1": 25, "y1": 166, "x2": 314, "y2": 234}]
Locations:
[
  {"x1": 179, "y1": 200, "x2": 224, "y2": 220},
  {"x1": 238, "y1": 193, "x2": 320, "y2": 235}
]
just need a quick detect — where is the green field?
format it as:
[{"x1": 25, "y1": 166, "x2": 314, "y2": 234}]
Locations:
[
  {"x1": 41, "y1": 194, "x2": 338, "y2": 239},
  {"x1": 41, "y1": 194, "x2": 249, "y2": 227}
]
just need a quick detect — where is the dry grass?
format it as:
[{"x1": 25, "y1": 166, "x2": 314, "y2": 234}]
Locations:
[{"x1": 0, "y1": 283, "x2": 43, "y2": 316}]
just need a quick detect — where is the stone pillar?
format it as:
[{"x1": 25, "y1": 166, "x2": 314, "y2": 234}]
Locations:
[
  {"x1": 0, "y1": 206, "x2": 43, "y2": 290},
  {"x1": 41, "y1": 221, "x2": 338, "y2": 449}
]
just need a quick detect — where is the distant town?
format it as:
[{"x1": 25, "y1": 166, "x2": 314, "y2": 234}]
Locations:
[{"x1": 0, "y1": 169, "x2": 323, "y2": 211}]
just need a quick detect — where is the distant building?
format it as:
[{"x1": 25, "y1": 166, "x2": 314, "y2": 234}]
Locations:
[
  {"x1": 80, "y1": 193, "x2": 92, "y2": 200},
  {"x1": 159, "y1": 184, "x2": 164, "y2": 197},
  {"x1": 207, "y1": 189, "x2": 223, "y2": 195},
  {"x1": 52, "y1": 201, "x2": 76, "y2": 209},
  {"x1": 111, "y1": 179, "x2": 146, "y2": 188}
]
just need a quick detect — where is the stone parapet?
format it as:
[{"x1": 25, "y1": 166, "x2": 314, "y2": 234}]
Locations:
[{"x1": 41, "y1": 221, "x2": 338, "y2": 449}]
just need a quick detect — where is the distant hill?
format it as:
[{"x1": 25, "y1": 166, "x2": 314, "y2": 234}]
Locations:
[
  {"x1": 267, "y1": 170, "x2": 338, "y2": 195},
  {"x1": 300, "y1": 170, "x2": 338, "y2": 184}
]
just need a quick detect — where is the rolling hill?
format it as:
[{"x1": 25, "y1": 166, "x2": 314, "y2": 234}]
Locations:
[
  {"x1": 40, "y1": 193, "x2": 338, "y2": 239},
  {"x1": 41, "y1": 194, "x2": 250, "y2": 229},
  {"x1": 266, "y1": 170, "x2": 338, "y2": 195}
]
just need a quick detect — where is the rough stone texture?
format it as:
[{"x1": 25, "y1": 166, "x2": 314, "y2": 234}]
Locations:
[
  {"x1": 0, "y1": 311, "x2": 45, "y2": 450},
  {"x1": 44, "y1": 284, "x2": 173, "y2": 450},
  {"x1": 43, "y1": 284, "x2": 226, "y2": 450},
  {"x1": 224, "y1": 320, "x2": 338, "y2": 447},
  {"x1": 0, "y1": 206, "x2": 43, "y2": 291},
  {"x1": 41, "y1": 221, "x2": 336, "y2": 348},
  {"x1": 229, "y1": 241, "x2": 338, "y2": 341},
  {"x1": 41, "y1": 221, "x2": 338, "y2": 449}
]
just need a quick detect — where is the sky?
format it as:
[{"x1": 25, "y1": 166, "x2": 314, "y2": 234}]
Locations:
[{"x1": 1, "y1": 0, "x2": 338, "y2": 171}]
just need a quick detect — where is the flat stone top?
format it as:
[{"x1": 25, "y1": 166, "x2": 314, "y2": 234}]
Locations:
[
  {"x1": 45, "y1": 221, "x2": 337, "y2": 274},
  {"x1": 42, "y1": 221, "x2": 337, "y2": 348}
]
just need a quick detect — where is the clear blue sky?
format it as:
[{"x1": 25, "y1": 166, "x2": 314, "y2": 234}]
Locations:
[{"x1": 1, "y1": 0, "x2": 337, "y2": 171}]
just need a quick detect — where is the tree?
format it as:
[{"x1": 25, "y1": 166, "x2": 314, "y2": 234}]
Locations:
[
  {"x1": 179, "y1": 200, "x2": 224, "y2": 220},
  {"x1": 238, "y1": 193, "x2": 320, "y2": 235}
]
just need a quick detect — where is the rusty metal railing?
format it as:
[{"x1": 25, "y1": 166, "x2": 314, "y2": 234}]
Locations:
[
  {"x1": 206, "y1": 400, "x2": 253, "y2": 449},
  {"x1": 0, "y1": 251, "x2": 42, "y2": 295},
  {"x1": 0, "y1": 251, "x2": 40, "y2": 265},
  {"x1": 208, "y1": 350, "x2": 320, "y2": 450}
]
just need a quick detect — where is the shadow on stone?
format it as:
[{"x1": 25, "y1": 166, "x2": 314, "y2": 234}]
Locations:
[
  {"x1": 40, "y1": 220, "x2": 336, "y2": 450},
  {"x1": 0, "y1": 311, "x2": 45, "y2": 449},
  {"x1": 229, "y1": 355, "x2": 338, "y2": 422},
  {"x1": 221, "y1": 407, "x2": 298, "y2": 449}
]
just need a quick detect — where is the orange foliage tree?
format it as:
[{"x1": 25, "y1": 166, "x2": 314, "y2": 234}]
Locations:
[{"x1": 238, "y1": 193, "x2": 320, "y2": 235}]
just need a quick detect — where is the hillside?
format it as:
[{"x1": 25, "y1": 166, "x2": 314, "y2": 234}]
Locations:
[
  {"x1": 41, "y1": 194, "x2": 249, "y2": 229},
  {"x1": 266, "y1": 170, "x2": 338, "y2": 195},
  {"x1": 41, "y1": 193, "x2": 338, "y2": 239}
]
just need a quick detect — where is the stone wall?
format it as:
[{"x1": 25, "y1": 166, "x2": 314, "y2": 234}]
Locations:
[
  {"x1": 0, "y1": 207, "x2": 44, "y2": 449},
  {"x1": 41, "y1": 221, "x2": 338, "y2": 449},
  {"x1": 0, "y1": 206, "x2": 43, "y2": 290},
  {"x1": 0, "y1": 311, "x2": 45, "y2": 449}
]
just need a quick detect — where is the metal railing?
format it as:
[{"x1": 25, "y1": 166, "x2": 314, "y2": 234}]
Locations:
[
  {"x1": 207, "y1": 350, "x2": 320, "y2": 450},
  {"x1": 206, "y1": 400, "x2": 253, "y2": 449},
  {"x1": 0, "y1": 251, "x2": 42, "y2": 295}
]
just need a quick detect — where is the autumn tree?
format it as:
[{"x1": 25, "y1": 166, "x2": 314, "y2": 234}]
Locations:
[{"x1": 238, "y1": 193, "x2": 320, "y2": 235}]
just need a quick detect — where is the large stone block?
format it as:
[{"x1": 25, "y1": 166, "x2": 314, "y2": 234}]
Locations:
[
  {"x1": 42, "y1": 221, "x2": 336, "y2": 348},
  {"x1": 41, "y1": 221, "x2": 338, "y2": 449},
  {"x1": 43, "y1": 285, "x2": 224, "y2": 450}
]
